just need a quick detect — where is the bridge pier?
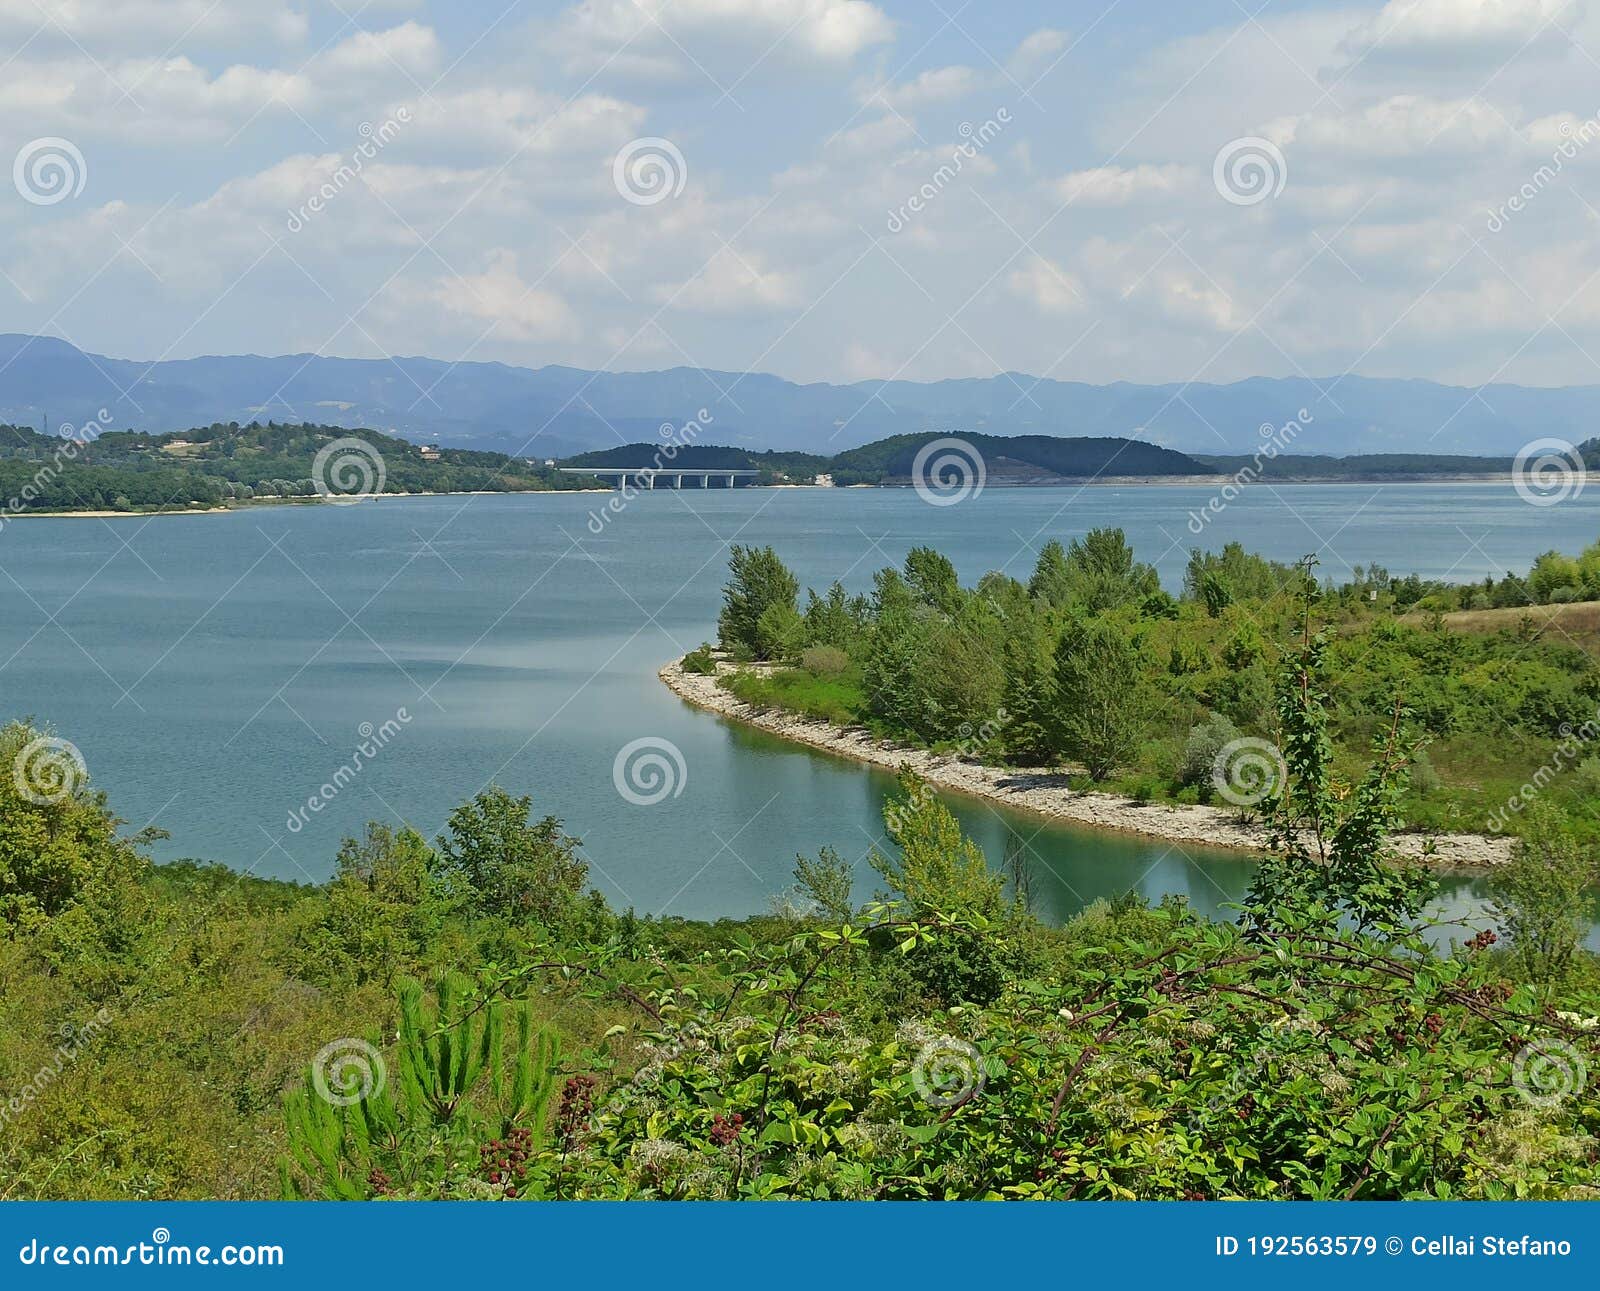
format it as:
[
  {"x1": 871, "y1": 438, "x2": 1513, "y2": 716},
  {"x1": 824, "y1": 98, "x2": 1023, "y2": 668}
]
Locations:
[{"x1": 558, "y1": 467, "x2": 760, "y2": 490}]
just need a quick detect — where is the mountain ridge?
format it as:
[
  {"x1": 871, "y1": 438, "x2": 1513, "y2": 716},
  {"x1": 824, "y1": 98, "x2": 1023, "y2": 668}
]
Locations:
[{"x1": 0, "y1": 333, "x2": 1593, "y2": 458}]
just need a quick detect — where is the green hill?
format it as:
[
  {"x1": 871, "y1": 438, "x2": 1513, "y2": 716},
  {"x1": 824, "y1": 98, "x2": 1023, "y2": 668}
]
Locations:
[{"x1": 0, "y1": 421, "x2": 583, "y2": 514}]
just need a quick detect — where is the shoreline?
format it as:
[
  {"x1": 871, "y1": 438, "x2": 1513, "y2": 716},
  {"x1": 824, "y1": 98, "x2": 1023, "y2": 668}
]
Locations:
[
  {"x1": 5, "y1": 475, "x2": 1520, "y2": 520},
  {"x1": 1, "y1": 489, "x2": 615, "y2": 519},
  {"x1": 874, "y1": 474, "x2": 1514, "y2": 488},
  {"x1": 659, "y1": 659, "x2": 1513, "y2": 872}
]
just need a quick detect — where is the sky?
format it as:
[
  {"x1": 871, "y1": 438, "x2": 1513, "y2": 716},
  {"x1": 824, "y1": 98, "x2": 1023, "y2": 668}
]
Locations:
[{"x1": 3, "y1": 0, "x2": 1600, "y2": 389}]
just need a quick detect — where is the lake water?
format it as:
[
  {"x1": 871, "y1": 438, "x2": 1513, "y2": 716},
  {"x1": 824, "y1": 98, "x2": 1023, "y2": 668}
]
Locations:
[{"x1": 3, "y1": 482, "x2": 1596, "y2": 937}]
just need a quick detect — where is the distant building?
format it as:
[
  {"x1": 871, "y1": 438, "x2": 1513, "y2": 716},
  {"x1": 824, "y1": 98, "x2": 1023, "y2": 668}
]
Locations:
[
  {"x1": 814, "y1": 473, "x2": 835, "y2": 487},
  {"x1": 419, "y1": 444, "x2": 442, "y2": 461}
]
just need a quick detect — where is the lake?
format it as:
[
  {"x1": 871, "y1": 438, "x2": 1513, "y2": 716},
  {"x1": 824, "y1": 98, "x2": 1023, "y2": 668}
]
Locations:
[{"x1": 2, "y1": 482, "x2": 1596, "y2": 936}]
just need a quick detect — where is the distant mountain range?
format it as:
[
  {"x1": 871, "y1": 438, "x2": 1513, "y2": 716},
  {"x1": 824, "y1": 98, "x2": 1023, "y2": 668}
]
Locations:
[{"x1": 1, "y1": 332, "x2": 1592, "y2": 457}]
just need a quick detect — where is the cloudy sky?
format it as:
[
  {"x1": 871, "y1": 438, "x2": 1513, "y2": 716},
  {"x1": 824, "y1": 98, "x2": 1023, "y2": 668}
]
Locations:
[{"x1": 2, "y1": 0, "x2": 1600, "y2": 388}]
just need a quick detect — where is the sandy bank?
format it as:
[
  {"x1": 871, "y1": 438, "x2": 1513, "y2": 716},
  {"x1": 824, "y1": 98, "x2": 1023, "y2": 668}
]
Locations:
[
  {"x1": 4, "y1": 506, "x2": 232, "y2": 519},
  {"x1": 660, "y1": 659, "x2": 1512, "y2": 872}
]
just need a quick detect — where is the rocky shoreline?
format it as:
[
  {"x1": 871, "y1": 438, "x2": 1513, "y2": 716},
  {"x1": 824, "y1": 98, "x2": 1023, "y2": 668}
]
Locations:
[{"x1": 659, "y1": 659, "x2": 1513, "y2": 871}]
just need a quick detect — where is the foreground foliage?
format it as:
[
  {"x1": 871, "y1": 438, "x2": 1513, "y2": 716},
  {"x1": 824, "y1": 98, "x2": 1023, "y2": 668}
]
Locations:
[{"x1": 3, "y1": 604, "x2": 1598, "y2": 1200}]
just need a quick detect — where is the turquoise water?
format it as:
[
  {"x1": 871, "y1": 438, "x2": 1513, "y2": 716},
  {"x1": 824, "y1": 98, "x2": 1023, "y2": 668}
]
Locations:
[{"x1": 1, "y1": 483, "x2": 1596, "y2": 934}]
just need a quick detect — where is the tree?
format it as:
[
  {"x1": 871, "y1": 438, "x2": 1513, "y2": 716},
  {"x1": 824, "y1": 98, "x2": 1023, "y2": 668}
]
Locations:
[
  {"x1": 434, "y1": 788, "x2": 589, "y2": 926},
  {"x1": 903, "y1": 546, "x2": 962, "y2": 615},
  {"x1": 1061, "y1": 528, "x2": 1159, "y2": 612},
  {"x1": 1051, "y1": 618, "x2": 1149, "y2": 780},
  {"x1": 717, "y1": 545, "x2": 799, "y2": 660},
  {"x1": 753, "y1": 600, "x2": 804, "y2": 663},
  {"x1": 999, "y1": 601, "x2": 1058, "y2": 762},
  {"x1": 862, "y1": 569, "x2": 931, "y2": 734},
  {"x1": 872, "y1": 768, "x2": 1002, "y2": 919},
  {"x1": 1244, "y1": 568, "x2": 1435, "y2": 936},
  {"x1": 801, "y1": 581, "x2": 867, "y2": 653},
  {"x1": 1027, "y1": 540, "x2": 1072, "y2": 607},
  {"x1": 310, "y1": 824, "x2": 444, "y2": 985},
  {"x1": 1184, "y1": 543, "x2": 1298, "y2": 605},
  {"x1": 791, "y1": 845, "x2": 854, "y2": 922},
  {"x1": 0, "y1": 720, "x2": 154, "y2": 939},
  {"x1": 918, "y1": 595, "x2": 1006, "y2": 739},
  {"x1": 1490, "y1": 802, "x2": 1595, "y2": 988},
  {"x1": 870, "y1": 769, "x2": 1007, "y2": 1005}
]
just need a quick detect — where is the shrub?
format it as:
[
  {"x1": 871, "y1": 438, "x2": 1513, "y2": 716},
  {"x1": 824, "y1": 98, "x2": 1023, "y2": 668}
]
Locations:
[
  {"x1": 682, "y1": 643, "x2": 718, "y2": 675},
  {"x1": 1178, "y1": 713, "x2": 1242, "y2": 794},
  {"x1": 800, "y1": 644, "x2": 849, "y2": 676},
  {"x1": 1490, "y1": 802, "x2": 1595, "y2": 988},
  {"x1": 1409, "y1": 747, "x2": 1442, "y2": 796}
]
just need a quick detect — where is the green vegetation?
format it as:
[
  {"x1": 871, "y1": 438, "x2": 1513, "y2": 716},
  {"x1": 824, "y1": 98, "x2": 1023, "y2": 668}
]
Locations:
[
  {"x1": 827, "y1": 433, "x2": 1205, "y2": 485},
  {"x1": 718, "y1": 545, "x2": 802, "y2": 662},
  {"x1": 0, "y1": 421, "x2": 590, "y2": 515},
  {"x1": 3, "y1": 616, "x2": 1598, "y2": 1198},
  {"x1": 563, "y1": 443, "x2": 830, "y2": 485},
  {"x1": 712, "y1": 535, "x2": 1600, "y2": 845},
  {"x1": 1193, "y1": 452, "x2": 1513, "y2": 479},
  {"x1": 566, "y1": 433, "x2": 1531, "y2": 487},
  {"x1": 0, "y1": 422, "x2": 1549, "y2": 515}
]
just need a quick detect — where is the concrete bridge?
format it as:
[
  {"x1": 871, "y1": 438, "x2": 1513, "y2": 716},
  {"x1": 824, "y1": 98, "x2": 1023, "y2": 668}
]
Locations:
[{"x1": 559, "y1": 467, "x2": 760, "y2": 490}]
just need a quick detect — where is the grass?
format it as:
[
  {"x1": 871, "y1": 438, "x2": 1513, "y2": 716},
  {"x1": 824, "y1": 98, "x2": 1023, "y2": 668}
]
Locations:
[
  {"x1": 1408, "y1": 600, "x2": 1600, "y2": 658},
  {"x1": 720, "y1": 665, "x2": 869, "y2": 728}
]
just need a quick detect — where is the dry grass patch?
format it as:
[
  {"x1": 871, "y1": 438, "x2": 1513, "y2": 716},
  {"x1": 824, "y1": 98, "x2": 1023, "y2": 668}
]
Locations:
[{"x1": 1408, "y1": 600, "x2": 1600, "y2": 657}]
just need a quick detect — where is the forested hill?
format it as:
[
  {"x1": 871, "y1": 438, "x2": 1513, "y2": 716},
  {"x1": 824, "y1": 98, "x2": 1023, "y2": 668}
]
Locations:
[
  {"x1": 0, "y1": 421, "x2": 581, "y2": 513},
  {"x1": 829, "y1": 433, "x2": 1206, "y2": 483},
  {"x1": 562, "y1": 443, "x2": 831, "y2": 480},
  {"x1": 0, "y1": 420, "x2": 1554, "y2": 516},
  {"x1": 567, "y1": 433, "x2": 1208, "y2": 484},
  {"x1": 521, "y1": 432, "x2": 1556, "y2": 485}
]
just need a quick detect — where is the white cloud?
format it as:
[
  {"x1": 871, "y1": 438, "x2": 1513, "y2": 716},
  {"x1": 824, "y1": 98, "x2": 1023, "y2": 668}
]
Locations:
[
  {"x1": 422, "y1": 249, "x2": 577, "y2": 341},
  {"x1": 1007, "y1": 256, "x2": 1086, "y2": 315},
  {"x1": 0, "y1": 0, "x2": 308, "y2": 47},
  {"x1": 1009, "y1": 27, "x2": 1069, "y2": 78},
  {"x1": 826, "y1": 113, "x2": 917, "y2": 158},
  {"x1": 1282, "y1": 95, "x2": 1514, "y2": 162},
  {"x1": 1523, "y1": 109, "x2": 1600, "y2": 153},
  {"x1": 391, "y1": 87, "x2": 643, "y2": 162},
  {"x1": 314, "y1": 22, "x2": 441, "y2": 80},
  {"x1": 554, "y1": 0, "x2": 892, "y2": 82},
  {"x1": 0, "y1": 55, "x2": 312, "y2": 141},
  {"x1": 870, "y1": 65, "x2": 978, "y2": 111},
  {"x1": 665, "y1": 244, "x2": 802, "y2": 314},
  {"x1": 1342, "y1": 0, "x2": 1577, "y2": 59},
  {"x1": 1054, "y1": 164, "x2": 1189, "y2": 205}
]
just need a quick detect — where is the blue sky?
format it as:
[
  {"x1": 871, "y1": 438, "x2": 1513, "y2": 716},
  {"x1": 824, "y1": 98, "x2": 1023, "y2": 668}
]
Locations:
[{"x1": 3, "y1": 0, "x2": 1599, "y2": 388}]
